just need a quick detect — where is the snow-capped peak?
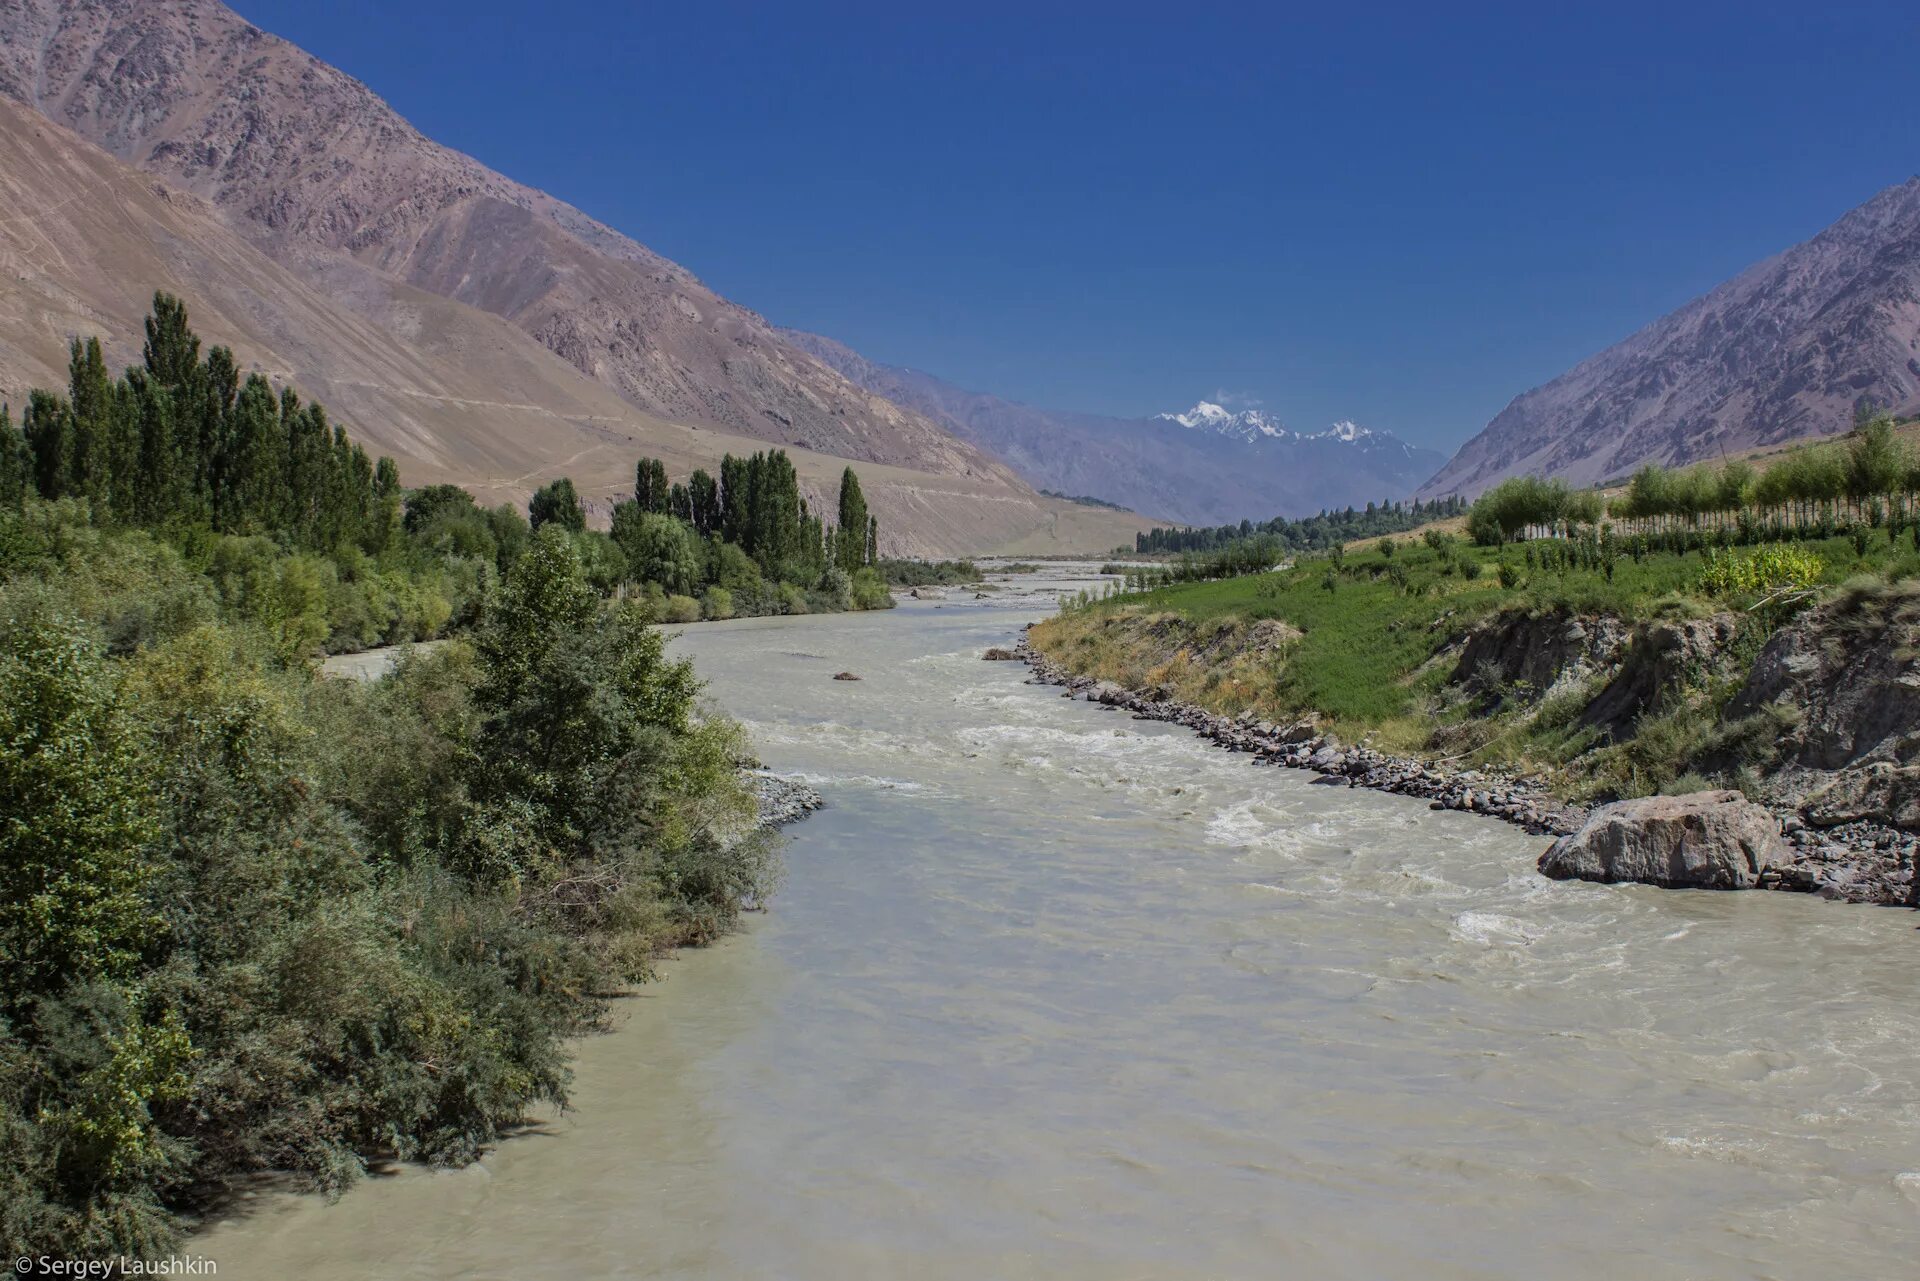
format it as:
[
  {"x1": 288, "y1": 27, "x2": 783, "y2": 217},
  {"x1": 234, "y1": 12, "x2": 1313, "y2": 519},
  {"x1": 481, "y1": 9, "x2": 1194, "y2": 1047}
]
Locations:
[
  {"x1": 1154, "y1": 401, "x2": 1292, "y2": 441},
  {"x1": 1310, "y1": 420, "x2": 1373, "y2": 443},
  {"x1": 1151, "y1": 402, "x2": 1406, "y2": 453}
]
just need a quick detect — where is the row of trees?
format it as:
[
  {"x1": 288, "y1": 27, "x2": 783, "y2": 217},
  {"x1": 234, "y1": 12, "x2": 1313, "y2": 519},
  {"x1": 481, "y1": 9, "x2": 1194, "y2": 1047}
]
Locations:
[
  {"x1": 519, "y1": 457, "x2": 887, "y2": 619},
  {"x1": 0, "y1": 295, "x2": 398, "y2": 552},
  {"x1": 617, "y1": 454, "x2": 876, "y2": 573},
  {"x1": 1465, "y1": 476, "x2": 1604, "y2": 544},
  {"x1": 1135, "y1": 495, "x2": 1466, "y2": 555},
  {"x1": 1609, "y1": 417, "x2": 1918, "y2": 532},
  {"x1": 1467, "y1": 415, "x2": 1920, "y2": 547},
  {"x1": 0, "y1": 291, "x2": 895, "y2": 634}
]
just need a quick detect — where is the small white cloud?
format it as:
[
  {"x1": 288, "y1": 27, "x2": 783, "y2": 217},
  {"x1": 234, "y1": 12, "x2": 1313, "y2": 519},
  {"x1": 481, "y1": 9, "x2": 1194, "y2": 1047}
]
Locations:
[{"x1": 1210, "y1": 388, "x2": 1265, "y2": 409}]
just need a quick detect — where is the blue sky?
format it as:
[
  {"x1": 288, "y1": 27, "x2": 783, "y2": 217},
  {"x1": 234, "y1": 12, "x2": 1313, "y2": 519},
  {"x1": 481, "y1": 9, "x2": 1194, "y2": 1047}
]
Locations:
[{"x1": 234, "y1": 0, "x2": 1918, "y2": 452}]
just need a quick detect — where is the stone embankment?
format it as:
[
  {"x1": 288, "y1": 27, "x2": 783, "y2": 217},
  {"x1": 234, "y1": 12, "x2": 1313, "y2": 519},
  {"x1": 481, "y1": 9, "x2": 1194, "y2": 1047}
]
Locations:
[{"x1": 1016, "y1": 630, "x2": 1914, "y2": 906}]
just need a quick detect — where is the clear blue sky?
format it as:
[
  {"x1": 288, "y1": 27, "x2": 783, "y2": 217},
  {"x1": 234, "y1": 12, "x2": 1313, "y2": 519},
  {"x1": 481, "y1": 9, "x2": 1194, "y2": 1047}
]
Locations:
[{"x1": 234, "y1": 0, "x2": 1918, "y2": 452}]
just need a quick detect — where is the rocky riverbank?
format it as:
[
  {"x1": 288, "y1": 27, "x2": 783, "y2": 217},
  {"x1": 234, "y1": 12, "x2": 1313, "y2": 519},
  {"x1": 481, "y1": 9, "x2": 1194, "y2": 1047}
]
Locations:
[
  {"x1": 1016, "y1": 629, "x2": 1914, "y2": 906},
  {"x1": 748, "y1": 771, "x2": 826, "y2": 828}
]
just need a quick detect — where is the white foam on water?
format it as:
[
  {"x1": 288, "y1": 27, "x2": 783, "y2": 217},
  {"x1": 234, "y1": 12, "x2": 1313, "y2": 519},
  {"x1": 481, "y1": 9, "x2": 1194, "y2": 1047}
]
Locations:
[
  {"x1": 1451, "y1": 911, "x2": 1546, "y2": 947},
  {"x1": 1204, "y1": 798, "x2": 1299, "y2": 852},
  {"x1": 774, "y1": 770, "x2": 926, "y2": 793}
]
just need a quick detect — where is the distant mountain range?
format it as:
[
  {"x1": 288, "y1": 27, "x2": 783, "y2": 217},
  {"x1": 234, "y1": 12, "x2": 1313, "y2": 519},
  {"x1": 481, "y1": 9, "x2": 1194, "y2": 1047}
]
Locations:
[
  {"x1": 0, "y1": 0, "x2": 1152, "y2": 556},
  {"x1": 780, "y1": 333, "x2": 1444, "y2": 526},
  {"x1": 1153, "y1": 401, "x2": 1381, "y2": 448},
  {"x1": 1420, "y1": 176, "x2": 1920, "y2": 500}
]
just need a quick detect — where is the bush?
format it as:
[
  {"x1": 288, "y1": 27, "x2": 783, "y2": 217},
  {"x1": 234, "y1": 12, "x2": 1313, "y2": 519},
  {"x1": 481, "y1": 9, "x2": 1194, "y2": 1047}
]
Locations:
[
  {"x1": 849, "y1": 567, "x2": 894, "y2": 610},
  {"x1": 662, "y1": 593, "x2": 702, "y2": 624},
  {"x1": 701, "y1": 586, "x2": 734, "y2": 620},
  {"x1": 1698, "y1": 545, "x2": 1824, "y2": 597}
]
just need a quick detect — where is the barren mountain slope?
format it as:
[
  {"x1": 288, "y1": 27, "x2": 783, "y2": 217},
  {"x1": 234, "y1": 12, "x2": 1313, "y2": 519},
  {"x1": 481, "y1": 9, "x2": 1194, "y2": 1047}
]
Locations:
[
  {"x1": 0, "y1": 0, "x2": 1018, "y2": 484},
  {"x1": 1419, "y1": 178, "x2": 1920, "y2": 500},
  {"x1": 0, "y1": 98, "x2": 1145, "y2": 555}
]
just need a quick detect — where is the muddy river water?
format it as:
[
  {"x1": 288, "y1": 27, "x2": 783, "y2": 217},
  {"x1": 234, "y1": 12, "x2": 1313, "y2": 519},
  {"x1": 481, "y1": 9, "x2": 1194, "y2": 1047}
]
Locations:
[{"x1": 205, "y1": 568, "x2": 1919, "y2": 1279}]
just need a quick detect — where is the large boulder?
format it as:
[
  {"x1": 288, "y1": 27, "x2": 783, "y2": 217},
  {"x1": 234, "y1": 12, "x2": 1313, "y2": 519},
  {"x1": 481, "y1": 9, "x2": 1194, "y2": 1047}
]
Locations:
[{"x1": 1539, "y1": 790, "x2": 1787, "y2": 889}]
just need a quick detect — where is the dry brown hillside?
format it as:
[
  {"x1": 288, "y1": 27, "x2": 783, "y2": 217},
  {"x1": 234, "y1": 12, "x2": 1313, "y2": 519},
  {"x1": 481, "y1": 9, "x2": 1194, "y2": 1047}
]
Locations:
[{"x1": 0, "y1": 95, "x2": 1150, "y2": 554}]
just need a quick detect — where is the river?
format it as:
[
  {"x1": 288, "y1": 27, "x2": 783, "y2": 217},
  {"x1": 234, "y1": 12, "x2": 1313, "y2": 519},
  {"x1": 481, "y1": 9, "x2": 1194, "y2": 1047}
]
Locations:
[{"x1": 202, "y1": 567, "x2": 1920, "y2": 1279}]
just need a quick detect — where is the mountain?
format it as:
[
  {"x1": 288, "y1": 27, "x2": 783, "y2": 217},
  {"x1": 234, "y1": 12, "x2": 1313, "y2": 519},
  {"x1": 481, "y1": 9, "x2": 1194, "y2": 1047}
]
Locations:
[
  {"x1": 782, "y1": 333, "x2": 1444, "y2": 526},
  {"x1": 1153, "y1": 401, "x2": 1293, "y2": 441},
  {"x1": 0, "y1": 0, "x2": 1152, "y2": 555},
  {"x1": 0, "y1": 96, "x2": 1157, "y2": 556},
  {"x1": 1155, "y1": 401, "x2": 1415, "y2": 451},
  {"x1": 1419, "y1": 177, "x2": 1920, "y2": 501}
]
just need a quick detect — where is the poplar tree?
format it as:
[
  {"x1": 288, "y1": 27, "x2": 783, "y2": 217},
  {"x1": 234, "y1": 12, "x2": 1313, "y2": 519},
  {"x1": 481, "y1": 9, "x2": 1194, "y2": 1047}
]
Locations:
[
  {"x1": 0, "y1": 406, "x2": 28, "y2": 506},
  {"x1": 24, "y1": 390, "x2": 73, "y2": 500},
  {"x1": 689, "y1": 468, "x2": 720, "y2": 536},
  {"x1": 835, "y1": 466, "x2": 869, "y2": 571}
]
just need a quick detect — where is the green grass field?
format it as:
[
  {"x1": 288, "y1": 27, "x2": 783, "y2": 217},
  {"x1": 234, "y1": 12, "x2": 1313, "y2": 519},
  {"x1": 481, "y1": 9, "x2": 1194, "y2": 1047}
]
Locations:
[{"x1": 1044, "y1": 527, "x2": 1920, "y2": 731}]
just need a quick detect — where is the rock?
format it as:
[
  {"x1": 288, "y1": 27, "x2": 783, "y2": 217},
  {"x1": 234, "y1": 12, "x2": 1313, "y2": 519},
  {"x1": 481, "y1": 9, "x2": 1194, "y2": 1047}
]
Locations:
[
  {"x1": 1087, "y1": 681, "x2": 1126, "y2": 705},
  {"x1": 832, "y1": 671, "x2": 862, "y2": 681},
  {"x1": 1539, "y1": 790, "x2": 1788, "y2": 890},
  {"x1": 981, "y1": 647, "x2": 1020, "y2": 661},
  {"x1": 747, "y1": 773, "x2": 825, "y2": 827},
  {"x1": 1801, "y1": 763, "x2": 1920, "y2": 829},
  {"x1": 1308, "y1": 774, "x2": 1348, "y2": 787}
]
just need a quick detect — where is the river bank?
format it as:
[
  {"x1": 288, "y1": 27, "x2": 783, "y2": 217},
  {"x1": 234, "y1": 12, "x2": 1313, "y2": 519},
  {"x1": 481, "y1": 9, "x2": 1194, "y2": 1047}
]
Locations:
[
  {"x1": 1019, "y1": 606, "x2": 1918, "y2": 907},
  {"x1": 321, "y1": 640, "x2": 825, "y2": 832}
]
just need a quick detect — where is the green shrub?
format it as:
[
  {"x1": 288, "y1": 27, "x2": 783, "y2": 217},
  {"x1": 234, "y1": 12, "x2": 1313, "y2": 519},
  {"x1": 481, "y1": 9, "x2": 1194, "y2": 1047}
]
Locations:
[
  {"x1": 1698, "y1": 544, "x2": 1823, "y2": 597},
  {"x1": 849, "y1": 567, "x2": 894, "y2": 610},
  {"x1": 701, "y1": 586, "x2": 734, "y2": 620},
  {"x1": 663, "y1": 593, "x2": 702, "y2": 623}
]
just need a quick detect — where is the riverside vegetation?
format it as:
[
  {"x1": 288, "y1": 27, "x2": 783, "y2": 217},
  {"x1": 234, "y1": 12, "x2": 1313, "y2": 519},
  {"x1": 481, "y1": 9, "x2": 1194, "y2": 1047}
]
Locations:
[
  {"x1": 1033, "y1": 416, "x2": 1920, "y2": 903},
  {"x1": 0, "y1": 297, "x2": 863, "y2": 1257}
]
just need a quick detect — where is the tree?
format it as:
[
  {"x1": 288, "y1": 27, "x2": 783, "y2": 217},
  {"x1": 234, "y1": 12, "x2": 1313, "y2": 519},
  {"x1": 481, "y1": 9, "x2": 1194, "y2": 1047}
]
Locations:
[
  {"x1": 611, "y1": 504, "x2": 702, "y2": 595},
  {"x1": 688, "y1": 469, "x2": 720, "y2": 536},
  {"x1": 835, "y1": 467, "x2": 870, "y2": 572},
  {"x1": 635, "y1": 457, "x2": 670, "y2": 514},
  {"x1": 142, "y1": 292, "x2": 201, "y2": 391},
  {"x1": 0, "y1": 406, "x2": 31, "y2": 506},
  {"x1": 24, "y1": 390, "x2": 76, "y2": 501},
  {"x1": 67, "y1": 337, "x2": 118, "y2": 516},
  {"x1": 472, "y1": 525, "x2": 699, "y2": 841},
  {"x1": 0, "y1": 594, "x2": 159, "y2": 1009},
  {"x1": 221, "y1": 374, "x2": 285, "y2": 533},
  {"x1": 528, "y1": 477, "x2": 585, "y2": 532},
  {"x1": 405, "y1": 483, "x2": 479, "y2": 532}
]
